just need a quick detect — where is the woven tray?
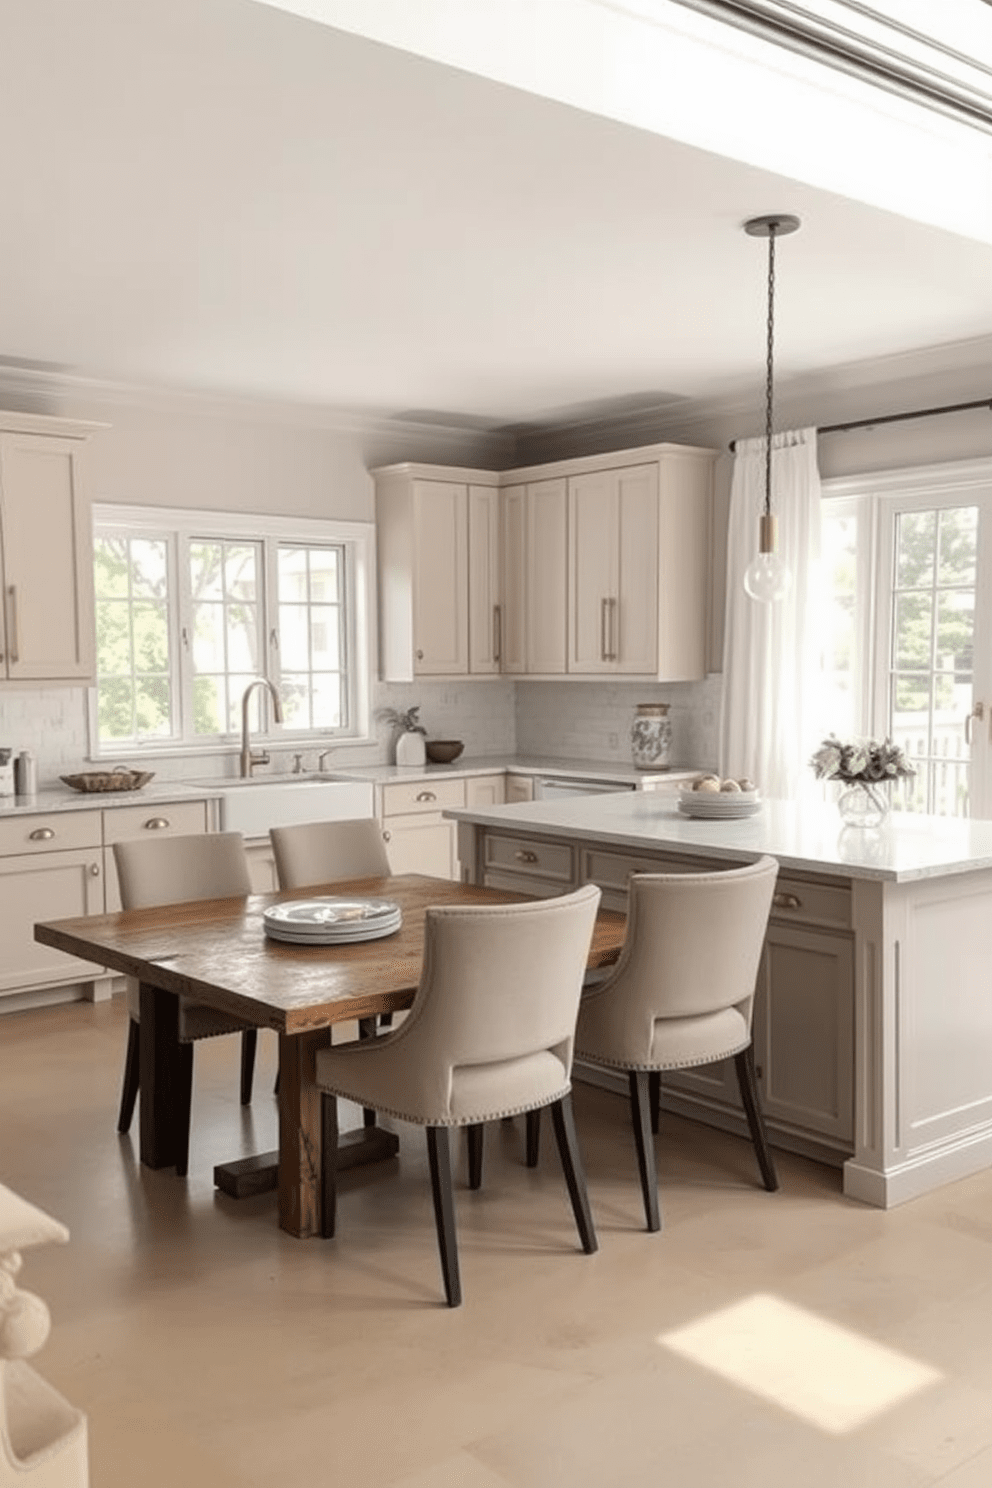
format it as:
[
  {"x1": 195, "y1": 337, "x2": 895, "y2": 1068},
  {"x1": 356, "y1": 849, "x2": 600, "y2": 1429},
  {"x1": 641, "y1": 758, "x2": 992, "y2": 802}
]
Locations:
[{"x1": 60, "y1": 770, "x2": 156, "y2": 794}]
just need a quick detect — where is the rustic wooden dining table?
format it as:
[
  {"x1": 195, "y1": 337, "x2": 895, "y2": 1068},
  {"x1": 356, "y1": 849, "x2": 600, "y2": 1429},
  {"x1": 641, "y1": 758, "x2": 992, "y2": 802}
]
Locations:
[{"x1": 35, "y1": 873, "x2": 626, "y2": 1238}]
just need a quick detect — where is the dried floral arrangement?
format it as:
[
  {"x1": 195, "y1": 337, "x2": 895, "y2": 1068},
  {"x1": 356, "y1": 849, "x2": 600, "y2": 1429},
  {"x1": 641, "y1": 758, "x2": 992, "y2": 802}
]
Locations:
[{"x1": 810, "y1": 735, "x2": 915, "y2": 785}]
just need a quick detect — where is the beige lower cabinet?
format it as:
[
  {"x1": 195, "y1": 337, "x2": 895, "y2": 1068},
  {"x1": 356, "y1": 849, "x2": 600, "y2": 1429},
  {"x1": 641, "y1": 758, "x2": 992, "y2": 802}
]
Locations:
[
  {"x1": 245, "y1": 842, "x2": 279, "y2": 893},
  {"x1": 504, "y1": 772, "x2": 534, "y2": 803},
  {"x1": 752, "y1": 888, "x2": 855, "y2": 1147},
  {"x1": 380, "y1": 777, "x2": 466, "y2": 881},
  {"x1": 0, "y1": 810, "x2": 104, "y2": 999}
]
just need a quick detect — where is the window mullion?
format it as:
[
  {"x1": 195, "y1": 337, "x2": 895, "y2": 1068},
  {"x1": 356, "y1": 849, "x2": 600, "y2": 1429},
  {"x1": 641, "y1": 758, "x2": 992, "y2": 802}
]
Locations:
[{"x1": 175, "y1": 530, "x2": 195, "y2": 744}]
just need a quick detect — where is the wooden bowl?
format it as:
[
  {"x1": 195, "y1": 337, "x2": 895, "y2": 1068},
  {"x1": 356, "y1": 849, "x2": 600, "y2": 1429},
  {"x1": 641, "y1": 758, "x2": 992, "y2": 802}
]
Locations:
[
  {"x1": 61, "y1": 769, "x2": 156, "y2": 793},
  {"x1": 425, "y1": 740, "x2": 464, "y2": 764}
]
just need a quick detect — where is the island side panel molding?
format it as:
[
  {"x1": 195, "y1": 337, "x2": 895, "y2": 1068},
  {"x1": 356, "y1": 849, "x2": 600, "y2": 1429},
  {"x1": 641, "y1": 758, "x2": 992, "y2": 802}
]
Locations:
[{"x1": 846, "y1": 870, "x2": 992, "y2": 1207}]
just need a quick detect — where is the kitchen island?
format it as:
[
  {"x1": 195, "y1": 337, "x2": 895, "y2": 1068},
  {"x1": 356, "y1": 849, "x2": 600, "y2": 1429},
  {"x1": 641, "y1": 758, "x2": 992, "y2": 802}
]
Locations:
[{"x1": 449, "y1": 791, "x2": 992, "y2": 1208}]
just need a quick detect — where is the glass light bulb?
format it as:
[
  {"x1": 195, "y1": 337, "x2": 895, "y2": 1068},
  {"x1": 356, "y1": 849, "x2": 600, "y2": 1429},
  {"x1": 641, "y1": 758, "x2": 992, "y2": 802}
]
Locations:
[{"x1": 744, "y1": 549, "x2": 791, "y2": 603}]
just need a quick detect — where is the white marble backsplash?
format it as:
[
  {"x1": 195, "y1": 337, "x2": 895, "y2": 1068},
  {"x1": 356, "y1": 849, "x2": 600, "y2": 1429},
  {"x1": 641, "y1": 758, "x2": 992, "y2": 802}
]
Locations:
[{"x1": 0, "y1": 674, "x2": 720, "y2": 786}]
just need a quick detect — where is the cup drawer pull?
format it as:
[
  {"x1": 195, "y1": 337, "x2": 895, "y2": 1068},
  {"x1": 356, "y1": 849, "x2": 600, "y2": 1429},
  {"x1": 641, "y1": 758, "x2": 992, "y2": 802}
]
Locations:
[
  {"x1": 144, "y1": 817, "x2": 171, "y2": 830},
  {"x1": 415, "y1": 791, "x2": 437, "y2": 803},
  {"x1": 515, "y1": 849, "x2": 539, "y2": 864},
  {"x1": 773, "y1": 891, "x2": 802, "y2": 911},
  {"x1": 29, "y1": 827, "x2": 55, "y2": 841}
]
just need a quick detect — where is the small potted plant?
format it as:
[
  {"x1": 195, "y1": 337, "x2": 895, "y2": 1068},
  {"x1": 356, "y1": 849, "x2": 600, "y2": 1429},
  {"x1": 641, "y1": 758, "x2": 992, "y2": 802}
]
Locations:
[{"x1": 378, "y1": 705, "x2": 427, "y2": 768}]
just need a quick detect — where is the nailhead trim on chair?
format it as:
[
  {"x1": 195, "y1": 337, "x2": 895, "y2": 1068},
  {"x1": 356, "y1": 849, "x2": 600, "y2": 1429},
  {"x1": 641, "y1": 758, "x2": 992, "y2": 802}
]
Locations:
[
  {"x1": 574, "y1": 1039, "x2": 751, "y2": 1073},
  {"x1": 315, "y1": 1080, "x2": 571, "y2": 1128}
]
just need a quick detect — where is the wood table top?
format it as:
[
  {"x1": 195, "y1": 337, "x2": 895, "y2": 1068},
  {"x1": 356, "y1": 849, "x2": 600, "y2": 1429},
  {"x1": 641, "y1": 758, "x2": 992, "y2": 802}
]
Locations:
[{"x1": 35, "y1": 874, "x2": 626, "y2": 1034}]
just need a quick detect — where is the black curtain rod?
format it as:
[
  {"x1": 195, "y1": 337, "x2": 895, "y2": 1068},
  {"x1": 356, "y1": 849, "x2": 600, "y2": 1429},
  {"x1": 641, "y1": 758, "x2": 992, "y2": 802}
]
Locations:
[{"x1": 729, "y1": 396, "x2": 992, "y2": 452}]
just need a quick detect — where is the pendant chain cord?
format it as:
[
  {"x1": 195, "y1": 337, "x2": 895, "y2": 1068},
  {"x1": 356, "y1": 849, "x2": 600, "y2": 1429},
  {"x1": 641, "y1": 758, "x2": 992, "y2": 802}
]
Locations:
[{"x1": 764, "y1": 226, "x2": 776, "y2": 520}]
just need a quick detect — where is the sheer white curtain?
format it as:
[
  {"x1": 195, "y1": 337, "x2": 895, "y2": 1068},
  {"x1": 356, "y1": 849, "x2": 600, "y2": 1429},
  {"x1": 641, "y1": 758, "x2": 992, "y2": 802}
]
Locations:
[{"x1": 719, "y1": 427, "x2": 824, "y2": 799}]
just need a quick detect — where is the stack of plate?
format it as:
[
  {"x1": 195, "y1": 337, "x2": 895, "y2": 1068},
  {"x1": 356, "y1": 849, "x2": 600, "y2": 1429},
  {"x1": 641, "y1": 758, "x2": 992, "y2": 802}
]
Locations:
[
  {"x1": 678, "y1": 788, "x2": 762, "y2": 821},
  {"x1": 263, "y1": 897, "x2": 402, "y2": 945}
]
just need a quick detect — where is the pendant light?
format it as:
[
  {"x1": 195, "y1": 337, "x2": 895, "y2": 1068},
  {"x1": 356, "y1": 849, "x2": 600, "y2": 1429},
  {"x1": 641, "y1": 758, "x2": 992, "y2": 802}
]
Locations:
[{"x1": 742, "y1": 213, "x2": 800, "y2": 603}]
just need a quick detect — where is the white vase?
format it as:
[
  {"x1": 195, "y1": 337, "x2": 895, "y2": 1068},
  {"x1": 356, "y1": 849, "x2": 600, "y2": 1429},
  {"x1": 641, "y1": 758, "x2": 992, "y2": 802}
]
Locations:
[{"x1": 395, "y1": 730, "x2": 426, "y2": 768}]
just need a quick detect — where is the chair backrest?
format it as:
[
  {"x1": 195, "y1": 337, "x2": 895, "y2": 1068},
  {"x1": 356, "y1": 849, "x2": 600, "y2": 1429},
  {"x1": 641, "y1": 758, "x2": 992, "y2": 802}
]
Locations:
[
  {"x1": 576, "y1": 856, "x2": 778, "y2": 1065},
  {"x1": 403, "y1": 883, "x2": 601, "y2": 1075},
  {"x1": 269, "y1": 818, "x2": 390, "y2": 890},
  {"x1": 113, "y1": 831, "x2": 252, "y2": 910}
]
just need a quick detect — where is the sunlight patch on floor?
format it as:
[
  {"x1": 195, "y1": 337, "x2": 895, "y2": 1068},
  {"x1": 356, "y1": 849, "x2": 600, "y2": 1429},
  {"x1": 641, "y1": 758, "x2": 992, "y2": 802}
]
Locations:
[{"x1": 658, "y1": 1293, "x2": 941, "y2": 1433}]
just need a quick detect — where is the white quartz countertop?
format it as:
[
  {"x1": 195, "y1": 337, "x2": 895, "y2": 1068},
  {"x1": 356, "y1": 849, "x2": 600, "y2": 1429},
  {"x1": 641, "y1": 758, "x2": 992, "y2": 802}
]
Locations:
[
  {"x1": 446, "y1": 791, "x2": 992, "y2": 883},
  {"x1": 331, "y1": 754, "x2": 696, "y2": 787},
  {"x1": 0, "y1": 781, "x2": 222, "y2": 817}
]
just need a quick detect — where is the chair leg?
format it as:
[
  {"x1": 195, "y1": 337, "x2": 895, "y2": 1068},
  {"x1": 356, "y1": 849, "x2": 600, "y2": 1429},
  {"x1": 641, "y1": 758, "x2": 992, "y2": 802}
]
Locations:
[
  {"x1": 117, "y1": 1017, "x2": 141, "y2": 1133},
  {"x1": 467, "y1": 1124, "x2": 484, "y2": 1190},
  {"x1": 649, "y1": 1070, "x2": 661, "y2": 1135},
  {"x1": 320, "y1": 1092, "x2": 339, "y2": 1239},
  {"x1": 628, "y1": 1070, "x2": 661, "y2": 1232},
  {"x1": 549, "y1": 1095, "x2": 598, "y2": 1255},
  {"x1": 525, "y1": 1108, "x2": 541, "y2": 1168},
  {"x1": 426, "y1": 1127, "x2": 461, "y2": 1307},
  {"x1": 734, "y1": 1046, "x2": 779, "y2": 1192},
  {"x1": 240, "y1": 1029, "x2": 257, "y2": 1106},
  {"x1": 174, "y1": 1042, "x2": 195, "y2": 1178},
  {"x1": 358, "y1": 1018, "x2": 378, "y2": 1128}
]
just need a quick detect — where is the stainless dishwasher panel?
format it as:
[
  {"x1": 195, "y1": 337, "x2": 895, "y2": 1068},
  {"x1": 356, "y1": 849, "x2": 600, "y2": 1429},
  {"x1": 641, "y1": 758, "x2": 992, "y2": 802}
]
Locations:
[{"x1": 532, "y1": 777, "x2": 635, "y2": 801}]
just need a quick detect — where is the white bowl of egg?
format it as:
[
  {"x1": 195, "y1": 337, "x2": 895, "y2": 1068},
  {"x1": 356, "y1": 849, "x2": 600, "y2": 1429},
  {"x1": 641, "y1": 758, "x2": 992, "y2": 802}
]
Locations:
[{"x1": 677, "y1": 775, "x2": 762, "y2": 819}]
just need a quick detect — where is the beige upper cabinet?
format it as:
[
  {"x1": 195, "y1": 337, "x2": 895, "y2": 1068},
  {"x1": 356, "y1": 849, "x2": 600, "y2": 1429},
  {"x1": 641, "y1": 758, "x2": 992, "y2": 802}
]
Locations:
[
  {"x1": 500, "y1": 477, "x2": 567, "y2": 676},
  {"x1": 374, "y1": 444, "x2": 715, "y2": 684},
  {"x1": 0, "y1": 419, "x2": 97, "y2": 683},
  {"x1": 467, "y1": 484, "x2": 502, "y2": 674},
  {"x1": 566, "y1": 449, "x2": 713, "y2": 681},
  {"x1": 569, "y1": 463, "x2": 659, "y2": 674}
]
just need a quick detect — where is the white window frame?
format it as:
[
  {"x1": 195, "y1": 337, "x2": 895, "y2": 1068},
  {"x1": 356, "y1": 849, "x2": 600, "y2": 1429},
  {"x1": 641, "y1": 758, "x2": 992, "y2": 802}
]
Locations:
[
  {"x1": 822, "y1": 458, "x2": 992, "y2": 815},
  {"x1": 89, "y1": 504, "x2": 375, "y2": 759}
]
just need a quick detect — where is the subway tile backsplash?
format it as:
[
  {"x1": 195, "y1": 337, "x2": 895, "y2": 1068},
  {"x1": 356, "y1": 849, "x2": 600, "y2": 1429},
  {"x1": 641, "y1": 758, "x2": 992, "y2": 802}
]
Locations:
[
  {"x1": 514, "y1": 676, "x2": 720, "y2": 771},
  {"x1": 0, "y1": 675, "x2": 720, "y2": 787}
]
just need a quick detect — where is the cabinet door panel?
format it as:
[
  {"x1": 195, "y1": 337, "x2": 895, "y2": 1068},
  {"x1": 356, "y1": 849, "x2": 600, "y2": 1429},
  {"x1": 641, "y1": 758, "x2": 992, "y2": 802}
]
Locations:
[
  {"x1": 413, "y1": 481, "x2": 468, "y2": 674},
  {"x1": 754, "y1": 924, "x2": 855, "y2": 1143},
  {"x1": 501, "y1": 485, "x2": 527, "y2": 674},
  {"x1": 468, "y1": 485, "x2": 501, "y2": 674},
  {"x1": 526, "y1": 478, "x2": 567, "y2": 674},
  {"x1": 0, "y1": 434, "x2": 94, "y2": 680},
  {"x1": 616, "y1": 464, "x2": 659, "y2": 673},
  {"x1": 569, "y1": 471, "x2": 617, "y2": 673},
  {"x1": 0, "y1": 849, "x2": 103, "y2": 994},
  {"x1": 464, "y1": 774, "x2": 506, "y2": 808},
  {"x1": 383, "y1": 818, "x2": 456, "y2": 879}
]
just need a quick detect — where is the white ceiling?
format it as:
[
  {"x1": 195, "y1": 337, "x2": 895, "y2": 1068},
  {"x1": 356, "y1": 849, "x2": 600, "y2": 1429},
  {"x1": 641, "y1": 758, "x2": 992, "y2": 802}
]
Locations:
[{"x1": 4, "y1": 0, "x2": 992, "y2": 432}]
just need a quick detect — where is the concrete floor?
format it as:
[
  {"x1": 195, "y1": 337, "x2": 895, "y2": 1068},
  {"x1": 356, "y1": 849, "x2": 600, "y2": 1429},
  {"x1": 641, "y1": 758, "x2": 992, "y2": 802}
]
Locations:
[{"x1": 3, "y1": 994, "x2": 992, "y2": 1487}]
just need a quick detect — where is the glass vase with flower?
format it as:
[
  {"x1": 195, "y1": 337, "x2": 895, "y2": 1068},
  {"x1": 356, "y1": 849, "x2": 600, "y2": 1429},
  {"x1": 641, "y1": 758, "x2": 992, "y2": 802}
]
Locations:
[{"x1": 809, "y1": 736, "x2": 915, "y2": 827}]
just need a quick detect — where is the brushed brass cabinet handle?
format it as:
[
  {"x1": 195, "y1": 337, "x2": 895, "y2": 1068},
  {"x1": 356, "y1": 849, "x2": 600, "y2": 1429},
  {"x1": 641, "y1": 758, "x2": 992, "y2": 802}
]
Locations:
[
  {"x1": 600, "y1": 598, "x2": 609, "y2": 662},
  {"x1": 89, "y1": 862, "x2": 100, "y2": 876},
  {"x1": 415, "y1": 791, "x2": 436, "y2": 803},
  {"x1": 773, "y1": 891, "x2": 802, "y2": 911},
  {"x1": 29, "y1": 827, "x2": 55, "y2": 841},
  {"x1": 382, "y1": 829, "x2": 391, "y2": 842},
  {"x1": 144, "y1": 817, "x2": 170, "y2": 830},
  {"x1": 493, "y1": 604, "x2": 502, "y2": 664},
  {"x1": 515, "y1": 849, "x2": 538, "y2": 864}
]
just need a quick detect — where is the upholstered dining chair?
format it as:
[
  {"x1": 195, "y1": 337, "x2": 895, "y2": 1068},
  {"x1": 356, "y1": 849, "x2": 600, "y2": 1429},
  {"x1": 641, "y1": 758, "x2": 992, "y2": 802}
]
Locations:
[
  {"x1": 270, "y1": 817, "x2": 395, "y2": 1104},
  {"x1": 113, "y1": 831, "x2": 255, "y2": 1176},
  {"x1": 314, "y1": 883, "x2": 603, "y2": 1307},
  {"x1": 569, "y1": 856, "x2": 780, "y2": 1232},
  {"x1": 269, "y1": 817, "x2": 390, "y2": 889}
]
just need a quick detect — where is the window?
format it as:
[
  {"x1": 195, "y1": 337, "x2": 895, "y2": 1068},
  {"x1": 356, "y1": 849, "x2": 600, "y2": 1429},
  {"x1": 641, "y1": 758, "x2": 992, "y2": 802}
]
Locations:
[
  {"x1": 822, "y1": 461, "x2": 992, "y2": 818},
  {"x1": 91, "y1": 506, "x2": 372, "y2": 755}
]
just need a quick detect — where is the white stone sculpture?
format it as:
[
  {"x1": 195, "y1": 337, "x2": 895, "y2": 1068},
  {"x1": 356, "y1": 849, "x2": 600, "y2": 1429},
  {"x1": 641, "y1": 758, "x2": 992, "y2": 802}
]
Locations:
[{"x1": 0, "y1": 1184, "x2": 88, "y2": 1487}]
